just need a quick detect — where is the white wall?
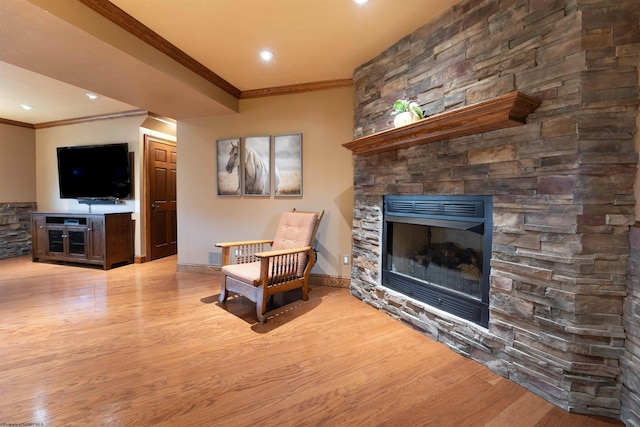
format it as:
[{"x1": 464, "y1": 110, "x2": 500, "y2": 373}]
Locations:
[
  {"x1": 0, "y1": 123, "x2": 36, "y2": 202},
  {"x1": 177, "y1": 87, "x2": 355, "y2": 277}
]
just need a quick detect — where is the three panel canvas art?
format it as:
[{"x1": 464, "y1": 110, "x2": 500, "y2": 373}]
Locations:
[{"x1": 216, "y1": 133, "x2": 302, "y2": 197}]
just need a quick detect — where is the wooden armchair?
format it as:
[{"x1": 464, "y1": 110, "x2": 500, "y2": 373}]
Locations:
[{"x1": 215, "y1": 209, "x2": 324, "y2": 323}]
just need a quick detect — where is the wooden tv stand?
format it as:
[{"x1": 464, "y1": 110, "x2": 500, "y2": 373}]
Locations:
[{"x1": 31, "y1": 212, "x2": 133, "y2": 270}]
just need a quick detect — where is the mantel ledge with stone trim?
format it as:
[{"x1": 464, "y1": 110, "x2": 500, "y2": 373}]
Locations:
[{"x1": 343, "y1": 91, "x2": 541, "y2": 156}]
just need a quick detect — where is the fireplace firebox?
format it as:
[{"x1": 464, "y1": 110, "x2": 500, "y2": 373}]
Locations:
[{"x1": 382, "y1": 195, "x2": 492, "y2": 327}]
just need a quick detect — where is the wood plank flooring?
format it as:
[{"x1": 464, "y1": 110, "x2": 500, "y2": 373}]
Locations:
[{"x1": 0, "y1": 255, "x2": 624, "y2": 426}]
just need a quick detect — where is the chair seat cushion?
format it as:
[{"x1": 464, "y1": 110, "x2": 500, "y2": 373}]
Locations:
[
  {"x1": 222, "y1": 258, "x2": 306, "y2": 287},
  {"x1": 222, "y1": 262, "x2": 261, "y2": 287}
]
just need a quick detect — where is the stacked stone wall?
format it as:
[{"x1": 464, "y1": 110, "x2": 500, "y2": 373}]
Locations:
[
  {"x1": 0, "y1": 203, "x2": 36, "y2": 259},
  {"x1": 350, "y1": 0, "x2": 639, "y2": 420},
  {"x1": 625, "y1": 227, "x2": 640, "y2": 426}
]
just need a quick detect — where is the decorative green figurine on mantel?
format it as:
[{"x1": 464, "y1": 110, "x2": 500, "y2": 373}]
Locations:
[{"x1": 390, "y1": 96, "x2": 424, "y2": 127}]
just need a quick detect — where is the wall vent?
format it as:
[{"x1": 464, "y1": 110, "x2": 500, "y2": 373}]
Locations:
[{"x1": 208, "y1": 251, "x2": 222, "y2": 266}]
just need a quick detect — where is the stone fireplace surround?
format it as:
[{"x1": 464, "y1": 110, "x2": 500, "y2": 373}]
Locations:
[{"x1": 346, "y1": 0, "x2": 639, "y2": 421}]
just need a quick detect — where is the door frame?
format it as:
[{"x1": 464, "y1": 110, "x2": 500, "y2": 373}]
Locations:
[{"x1": 142, "y1": 134, "x2": 177, "y2": 262}]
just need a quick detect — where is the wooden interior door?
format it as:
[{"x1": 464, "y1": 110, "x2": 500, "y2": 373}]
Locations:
[{"x1": 146, "y1": 136, "x2": 177, "y2": 260}]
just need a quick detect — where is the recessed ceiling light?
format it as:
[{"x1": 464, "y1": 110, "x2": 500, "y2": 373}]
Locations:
[
  {"x1": 86, "y1": 93, "x2": 99, "y2": 100},
  {"x1": 259, "y1": 50, "x2": 274, "y2": 61},
  {"x1": 20, "y1": 104, "x2": 33, "y2": 110},
  {"x1": 354, "y1": 0, "x2": 368, "y2": 4}
]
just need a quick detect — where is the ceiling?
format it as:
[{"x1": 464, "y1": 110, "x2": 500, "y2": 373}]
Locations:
[{"x1": 0, "y1": 0, "x2": 458, "y2": 126}]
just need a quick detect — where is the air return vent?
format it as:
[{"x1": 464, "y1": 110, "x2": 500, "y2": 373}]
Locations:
[
  {"x1": 208, "y1": 251, "x2": 222, "y2": 266},
  {"x1": 386, "y1": 195, "x2": 486, "y2": 220}
]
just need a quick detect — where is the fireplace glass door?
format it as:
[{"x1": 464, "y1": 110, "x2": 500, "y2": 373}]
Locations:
[{"x1": 388, "y1": 222, "x2": 483, "y2": 300}]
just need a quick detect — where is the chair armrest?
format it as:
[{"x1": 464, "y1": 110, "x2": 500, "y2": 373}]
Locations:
[
  {"x1": 214, "y1": 239, "x2": 274, "y2": 265},
  {"x1": 215, "y1": 239, "x2": 274, "y2": 248},
  {"x1": 255, "y1": 246, "x2": 314, "y2": 285},
  {"x1": 254, "y1": 246, "x2": 312, "y2": 258}
]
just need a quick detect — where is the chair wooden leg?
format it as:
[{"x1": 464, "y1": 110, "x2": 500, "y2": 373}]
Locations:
[
  {"x1": 256, "y1": 285, "x2": 269, "y2": 324},
  {"x1": 302, "y1": 283, "x2": 309, "y2": 301},
  {"x1": 219, "y1": 276, "x2": 229, "y2": 303}
]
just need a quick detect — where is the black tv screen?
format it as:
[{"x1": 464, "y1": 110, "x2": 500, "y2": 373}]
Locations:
[{"x1": 57, "y1": 143, "x2": 131, "y2": 200}]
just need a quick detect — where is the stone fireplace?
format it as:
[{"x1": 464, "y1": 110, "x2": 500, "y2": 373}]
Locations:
[{"x1": 345, "y1": 0, "x2": 639, "y2": 421}]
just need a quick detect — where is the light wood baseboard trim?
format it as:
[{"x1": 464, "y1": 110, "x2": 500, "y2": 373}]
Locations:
[
  {"x1": 176, "y1": 263, "x2": 221, "y2": 275},
  {"x1": 309, "y1": 274, "x2": 350, "y2": 288}
]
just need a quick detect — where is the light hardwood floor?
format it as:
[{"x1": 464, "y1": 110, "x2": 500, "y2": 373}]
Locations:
[{"x1": 0, "y1": 255, "x2": 624, "y2": 426}]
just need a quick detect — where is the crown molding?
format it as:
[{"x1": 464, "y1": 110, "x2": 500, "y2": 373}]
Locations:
[
  {"x1": 34, "y1": 110, "x2": 148, "y2": 129},
  {"x1": 79, "y1": 0, "x2": 241, "y2": 99},
  {"x1": 240, "y1": 79, "x2": 353, "y2": 99},
  {"x1": 4, "y1": 2, "x2": 354, "y2": 129},
  {"x1": 76, "y1": 1, "x2": 353, "y2": 101},
  {"x1": 147, "y1": 112, "x2": 176, "y2": 125},
  {"x1": 0, "y1": 118, "x2": 35, "y2": 129}
]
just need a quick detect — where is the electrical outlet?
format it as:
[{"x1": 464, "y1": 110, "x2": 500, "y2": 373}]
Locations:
[{"x1": 342, "y1": 255, "x2": 350, "y2": 265}]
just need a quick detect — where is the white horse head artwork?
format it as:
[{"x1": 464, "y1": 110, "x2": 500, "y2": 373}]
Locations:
[
  {"x1": 224, "y1": 140, "x2": 242, "y2": 193},
  {"x1": 224, "y1": 138, "x2": 280, "y2": 196},
  {"x1": 244, "y1": 145, "x2": 270, "y2": 195}
]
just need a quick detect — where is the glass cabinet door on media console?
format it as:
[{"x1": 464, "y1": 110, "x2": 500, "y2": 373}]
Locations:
[{"x1": 46, "y1": 225, "x2": 88, "y2": 259}]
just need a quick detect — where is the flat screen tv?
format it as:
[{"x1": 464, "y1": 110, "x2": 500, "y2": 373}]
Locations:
[{"x1": 57, "y1": 143, "x2": 131, "y2": 200}]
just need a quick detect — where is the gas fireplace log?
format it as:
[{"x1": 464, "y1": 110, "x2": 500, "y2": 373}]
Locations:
[{"x1": 413, "y1": 241, "x2": 482, "y2": 280}]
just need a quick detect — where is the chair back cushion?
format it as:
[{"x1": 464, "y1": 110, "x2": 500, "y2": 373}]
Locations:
[{"x1": 271, "y1": 211, "x2": 319, "y2": 276}]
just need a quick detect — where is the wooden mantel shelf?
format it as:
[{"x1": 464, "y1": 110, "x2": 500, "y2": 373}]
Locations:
[{"x1": 343, "y1": 91, "x2": 541, "y2": 155}]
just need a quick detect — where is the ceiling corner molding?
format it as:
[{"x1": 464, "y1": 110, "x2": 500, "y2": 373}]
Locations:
[
  {"x1": 34, "y1": 109, "x2": 148, "y2": 129},
  {"x1": 147, "y1": 112, "x2": 177, "y2": 125},
  {"x1": 142, "y1": 112, "x2": 177, "y2": 137},
  {"x1": 240, "y1": 79, "x2": 354, "y2": 99},
  {"x1": 78, "y1": 0, "x2": 241, "y2": 99},
  {"x1": 0, "y1": 118, "x2": 36, "y2": 129}
]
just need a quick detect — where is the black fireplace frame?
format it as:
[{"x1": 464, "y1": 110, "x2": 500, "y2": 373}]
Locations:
[{"x1": 382, "y1": 195, "x2": 493, "y2": 327}]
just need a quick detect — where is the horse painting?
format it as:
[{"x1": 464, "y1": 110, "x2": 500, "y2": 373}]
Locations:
[
  {"x1": 224, "y1": 141, "x2": 242, "y2": 193},
  {"x1": 273, "y1": 134, "x2": 302, "y2": 196},
  {"x1": 243, "y1": 145, "x2": 269, "y2": 195},
  {"x1": 225, "y1": 140, "x2": 279, "y2": 195}
]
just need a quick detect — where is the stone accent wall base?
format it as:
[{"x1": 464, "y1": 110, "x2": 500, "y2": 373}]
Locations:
[{"x1": 1, "y1": 202, "x2": 36, "y2": 260}]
